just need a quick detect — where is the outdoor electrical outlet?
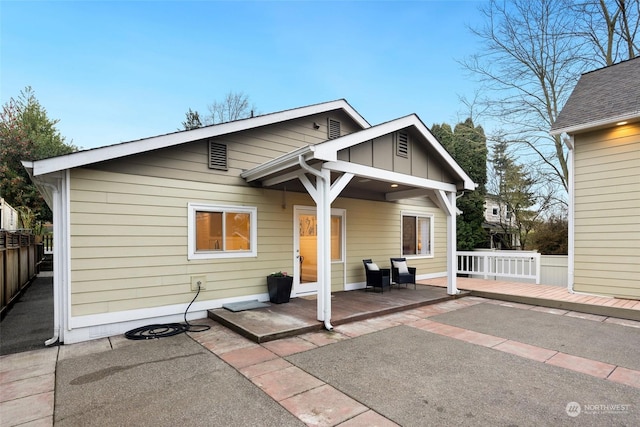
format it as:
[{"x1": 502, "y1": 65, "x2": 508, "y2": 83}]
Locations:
[{"x1": 191, "y1": 276, "x2": 206, "y2": 291}]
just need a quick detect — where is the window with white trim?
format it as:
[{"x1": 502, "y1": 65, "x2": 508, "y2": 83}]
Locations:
[
  {"x1": 401, "y1": 212, "x2": 434, "y2": 257},
  {"x1": 188, "y1": 203, "x2": 257, "y2": 259}
]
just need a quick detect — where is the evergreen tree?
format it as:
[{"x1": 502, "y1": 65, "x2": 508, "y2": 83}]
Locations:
[
  {"x1": 489, "y1": 139, "x2": 538, "y2": 249},
  {"x1": 181, "y1": 108, "x2": 202, "y2": 130},
  {"x1": 0, "y1": 87, "x2": 77, "y2": 223},
  {"x1": 431, "y1": 119, "x2": 488, "y2": 250}
]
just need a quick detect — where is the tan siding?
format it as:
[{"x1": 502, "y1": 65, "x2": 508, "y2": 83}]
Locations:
[
  {"x1": 333, "y1": 196, "x2": 447, "y2": 288},
  {"x1": 573, "y1": 123, "x2": 640, "y2": 299},
  {"x1": 69, "y1": 168, "x2": 450, "y2": 316}
]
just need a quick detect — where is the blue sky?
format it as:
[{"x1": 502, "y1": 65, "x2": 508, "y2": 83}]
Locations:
[{"x1": 2, "y1": 1, "x2": 487, "y2": 150}]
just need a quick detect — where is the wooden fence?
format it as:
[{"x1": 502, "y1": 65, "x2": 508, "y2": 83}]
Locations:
[{"x1": 1, "y1": 231, "x2": 43, "y2": 317}]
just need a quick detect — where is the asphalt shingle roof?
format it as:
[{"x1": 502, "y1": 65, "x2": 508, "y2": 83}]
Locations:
[{"x1": 551, "y1": 57, "x2": 640, "y2": 133}]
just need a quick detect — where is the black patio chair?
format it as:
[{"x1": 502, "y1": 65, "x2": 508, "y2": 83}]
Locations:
[
  {"x1": 362, "y1": 259, "x2": 391, "y2": 293},
  {"x1": 390, "y1": 257, "x2": 416, "y2": 289}
]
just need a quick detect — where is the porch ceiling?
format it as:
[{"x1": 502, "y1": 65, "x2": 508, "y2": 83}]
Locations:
[
  {"x1": 261, "y1": 169, "x2": 432, "y2": 202},
  {"x1": 242, "y1": 148, "x2": 456, "y2": 202}
]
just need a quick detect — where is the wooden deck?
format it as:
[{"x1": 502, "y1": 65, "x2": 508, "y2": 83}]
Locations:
[
  {"x1": 209, "y1": 277, "x2": 640, "y2": 343},
  {"x1": 208, "y1": 285, "x2": 465, "y2": 343},
  {"x1": 426, "y1": 277, "x2": 640, "y2": 322}
]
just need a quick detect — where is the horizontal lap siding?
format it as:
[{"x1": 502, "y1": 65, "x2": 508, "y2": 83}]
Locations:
[
  {"x1": 70, "y1": 169, "x2": 446, "y2": 315},
  {"x1": 573, "y1": 124, "x2": 640, "y2": 299},
  {"x1": 334, "y1": 196, "x2": 446, "y2": 288},
  {"x1": 70, "y1": 168, "x2": 302, "y2": 316}
]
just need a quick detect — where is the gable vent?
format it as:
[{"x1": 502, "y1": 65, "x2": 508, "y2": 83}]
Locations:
[
  {"x1": 396, "y1": 131, "x2": 409, "y2": 158},
  {"x1": 328, "y1": 118, "x2": 341, "y2": 139},
  {"x1": 208, "y1": 141, "x2": 228, "y2": 170}
]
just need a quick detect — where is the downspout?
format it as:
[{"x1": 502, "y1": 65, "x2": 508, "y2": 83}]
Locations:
[
  {"x1": 38, "y1": 181, "x2": 61, "y2": 346},
  {"x1": 563, "y1": 134, "x2": 575, "y2": 294},
  {"x1": 298, "y1": 155, "x2": 333, "y2": 331}
]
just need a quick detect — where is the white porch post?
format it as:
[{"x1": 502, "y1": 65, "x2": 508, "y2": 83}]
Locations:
[
  {"x1": 436, "y1": 190, "x2": 459, "y2": 295},
  {"x1": 297, "y1": 156, "x2": 334, "y2": 328},
  {"x1": 446, "y1": 191, "x2": 459, "y2": 295},
  {"x1": 318, "y1": 168, "x2": 332, "y2": 325}
]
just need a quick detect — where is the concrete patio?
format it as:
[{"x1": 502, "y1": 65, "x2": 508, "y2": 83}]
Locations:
[{"x1": 2, "y1": 275, "x2": 640, "y2": 426}]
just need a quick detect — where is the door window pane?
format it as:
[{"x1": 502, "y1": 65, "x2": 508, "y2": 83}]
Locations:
[{"x1": 331, "y1": 215, "x2": 342, "y2": 260}]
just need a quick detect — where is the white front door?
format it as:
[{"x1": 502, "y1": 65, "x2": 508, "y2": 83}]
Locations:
[{"x1": 293, "y1": 207, "x2": 319, "y2": 296}]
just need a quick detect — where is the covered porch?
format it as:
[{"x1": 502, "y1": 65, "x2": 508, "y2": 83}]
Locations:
[{"x1": 240, "y1": 115, "x2": 476, "y2": 330}]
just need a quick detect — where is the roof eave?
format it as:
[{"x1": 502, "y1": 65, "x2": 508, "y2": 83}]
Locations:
[
  {"x1": 550, "y1": 111, "x2": 640, "y2": 136},
  {"x1": 240, "y1": 146, "x2": 315, "y2": 183},
  {"x1": 29, "y1": 99, "x2": 370, "y2": 177}
]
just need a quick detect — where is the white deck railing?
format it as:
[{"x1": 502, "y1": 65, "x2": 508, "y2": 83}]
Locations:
[{"x1": 457, "y1": 251, "x2": 541, "y2": 284}]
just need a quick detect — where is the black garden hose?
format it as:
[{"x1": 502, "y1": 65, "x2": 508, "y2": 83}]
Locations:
[{"x1": 124, "y1": 282, "x2": 210, "y2": 340}]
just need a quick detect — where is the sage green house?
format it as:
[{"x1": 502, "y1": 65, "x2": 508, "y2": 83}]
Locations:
[
  {"x1": 551, "y1": 58, "x2": 640, "y2": 300},
  {"x1": 24, "y1": 99, "x2": 475, "y2": 344}
]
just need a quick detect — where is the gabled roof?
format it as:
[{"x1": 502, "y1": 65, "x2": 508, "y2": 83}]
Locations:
[
  {"x1": 25, "y1": 99, "x2": 370, "y2": 176},
  {"x1": 550, "y1": 57, "x2": 640, "y2": 135},
  {"x1": 241, "y1": 114, "x2": 476, "y2": 192}
]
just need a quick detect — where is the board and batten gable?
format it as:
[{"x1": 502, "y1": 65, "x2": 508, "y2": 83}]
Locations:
[
  {"x1": 338, "y1": 128, "x2": 455, "y2": 184},
  {"x1": 573, "y1": 122, "x2": 640, "y2": 299}
]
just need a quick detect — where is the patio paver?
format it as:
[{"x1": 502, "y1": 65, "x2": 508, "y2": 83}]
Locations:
[
  {"x1": 279, "y1": 384, "x2": 369, "y2": 427},
  {"x1": 251, "y1": 365, "x2": 324, "y2": 402},
  {"x1": 493, "y1": 340, "x2": 558, "y2": 362},
  {"x1": 337, "y1": 410, "x2": 400, "y2": 427},
  {"x1": 546, "y1": 352, "x2": 616, "y2": 378},
  {"x1": 219, "y1": 344, "x2": 279, "y2": 369},
  {"x1": 608, "y1": 366, "x2": 640, "y2": 389},
  {"x1": 262, "y1": 336, "x2": 318, "y2": 357}
]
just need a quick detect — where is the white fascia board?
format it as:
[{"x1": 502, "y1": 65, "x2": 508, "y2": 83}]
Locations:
[
  {"x1": 412, "y1": 117, "x2": 476, "y2": 191},
  {"x1": 550, "y1": 112, "x2": 640, "y2": 136},
  {"x1": 31, "y1": 99, "x2": 369, "y2": 177},
  {"x1": 241, "y1": 146, "x2": 314, "y2": 182},
  {"x1": 324, "y1": 160, "x2": 457, "y2": 192},
  {"x1": 313, "y1": 115, "x2": 476, "y2": 190}
]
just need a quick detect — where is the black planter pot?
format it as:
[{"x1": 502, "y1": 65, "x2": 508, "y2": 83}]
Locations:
[{"x1": 267, "y1": 276, "x2": 293, "y2": 304}]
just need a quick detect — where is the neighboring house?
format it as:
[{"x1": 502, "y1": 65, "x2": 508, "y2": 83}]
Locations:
[
  {"x1": 550, "y1": 58, "x2": 640, "y2": 300},
  {"x1": 482, "y1": 194, "x2": 518, "y2": 250},
  {"x1": 23, "y1": 99, "x2": 475, "y2": 344},
  {"x1": 1, "y1": 198, "x2": 19, "y2": 231}
]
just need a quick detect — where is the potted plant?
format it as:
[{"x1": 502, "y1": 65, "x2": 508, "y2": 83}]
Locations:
[{"x1": 267, "y1": 271, "x2": 293, "y2": 304}]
